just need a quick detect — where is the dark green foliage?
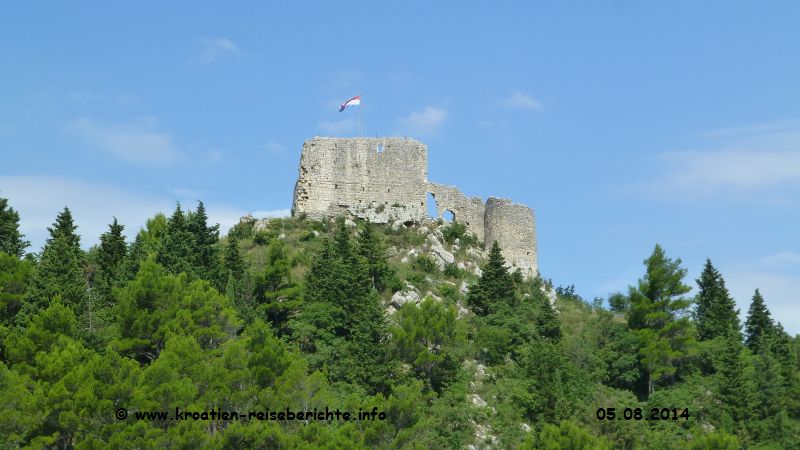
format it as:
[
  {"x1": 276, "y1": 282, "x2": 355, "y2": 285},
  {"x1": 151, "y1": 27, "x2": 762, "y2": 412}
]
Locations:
[
  {"x1": 292, "y1": 224, "x2": 393, "y2": 394},
  {"x1": 392, "y1": 298, "x2": 466, "y2": 392},
  {"x1": 187, "y1": 201, "x2": 223, "y2": 287},
  {"x1": 744, "y1": 289, "x2": 773, "y2": 354},
  {"x1": 357, "y1": 222, "x2": 399, "y2": 293},
  {"x1": 254, "y1": 239, "x2": 301, "y2": 333},
  {"x1": 412, "y1": 253, "x2": 438, "y2": 274},
  {"x1": 94, "y1": 217, "x2": 127, "y2": 304},
  {"x1": 717, "y1": 331, "x2": 755, "y2": 425},
  {"x1": 468, "y1": 240, "x2": 515, "y2": 316},
  {"x1": 537, "y1": 295, "x2": 562, "y2": 342},
  {"x1": 0, "y1": 252, "x2": 33, "y2": 327},
  {"x1": 1, "y1": 207, "x2": 798, "y2": 449},
  {"x1": 223, "y1": 233, "x2": 245, "y2": 281},
  {"x1": 695, "y1": 259, "x2": 740, "y2": 341},
  {"x1": 441, "y1": 221, "x2": 477, "y2": 247},
  {"x1": 0, "y1": 197, "x2": 29, "y2": 258},
  {"x1": 26, "y1": 207, "x2": 86, "y2": 312},
  {"x1": 530, "y1": 421, "x2": 611, "y2": 449}
]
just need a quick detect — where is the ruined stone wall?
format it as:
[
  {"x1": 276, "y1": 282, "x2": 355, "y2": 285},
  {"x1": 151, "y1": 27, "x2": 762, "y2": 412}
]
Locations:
[
  {"x1": 292, "y1": 137, "x2": 538, "y2": 277},
  {"x1": 293, "y1": 137, "x2": 428, "y2": 224},
  {"x1": 426, "y1": 183, "x2": 486, "y2": 242},
  {"x1": 484, "y1": 197, "x2": 538, "y2": 277}
]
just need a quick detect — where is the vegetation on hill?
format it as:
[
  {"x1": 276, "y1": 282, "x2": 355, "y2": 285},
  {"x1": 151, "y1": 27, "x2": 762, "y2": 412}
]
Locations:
[{"x1": 1, "y1": 196, "x2": 798, "y2": 449}]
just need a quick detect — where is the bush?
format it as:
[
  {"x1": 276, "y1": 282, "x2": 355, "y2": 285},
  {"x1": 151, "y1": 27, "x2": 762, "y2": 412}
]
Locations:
[
  {"x1": 253, "y1": 231, "x2": 273, "y2": 245},
  {"x1": 443, "y1": 263, "x2": 462, "y2": 279},
  {"x1": 375, "y1": 204, "x2": 386, "y2": 213},
  {"x1": 413, "y1": 254, "x2": 439, "y2": 274},
  {"x1": 442, "y1": 221, "x2": 477, "y2": 247}
]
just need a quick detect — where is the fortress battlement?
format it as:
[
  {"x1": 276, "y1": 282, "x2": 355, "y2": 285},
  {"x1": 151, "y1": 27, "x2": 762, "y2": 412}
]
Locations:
[{"x1": 292, "y1": 137, "x2": 538, "y2": 276}]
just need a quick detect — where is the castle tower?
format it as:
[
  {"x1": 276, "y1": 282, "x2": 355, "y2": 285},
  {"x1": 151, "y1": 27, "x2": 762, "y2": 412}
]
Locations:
[{"x1": 483, "y1": 197, "x2": 538, "y2": 277}]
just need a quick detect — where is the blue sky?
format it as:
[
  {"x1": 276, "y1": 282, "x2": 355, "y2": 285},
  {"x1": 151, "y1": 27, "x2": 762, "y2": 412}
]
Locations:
[{"x1": 2, "y1": 2, "x2": 799, "y2": 334}]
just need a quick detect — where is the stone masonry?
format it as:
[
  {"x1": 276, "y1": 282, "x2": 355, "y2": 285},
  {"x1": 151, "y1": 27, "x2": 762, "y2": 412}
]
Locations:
[{"x1": 292, "y1": 137, "x2": 538, "y2": 276}]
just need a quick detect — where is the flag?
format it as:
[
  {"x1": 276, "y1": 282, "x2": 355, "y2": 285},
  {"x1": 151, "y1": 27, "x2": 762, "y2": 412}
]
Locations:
[{"x1": 339, "y1": 95, "x2": 361, "y2": 112}]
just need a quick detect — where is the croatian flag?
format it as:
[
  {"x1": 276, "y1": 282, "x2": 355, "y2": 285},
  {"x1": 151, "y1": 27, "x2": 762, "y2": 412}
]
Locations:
[{"x1": 339, "y1": 95, "x2": 361, "y2": 112}]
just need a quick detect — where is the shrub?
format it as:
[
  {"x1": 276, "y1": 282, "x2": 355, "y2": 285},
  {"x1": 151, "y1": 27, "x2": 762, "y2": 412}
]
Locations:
[
  {"x1": 376, "y1": 204, "x2": 386, "y2": 213},
  {"x1": 442, "y1": 221, "x2": 477, "y2": 247},
  {"x1": 413, "y1": 254, "x2": 439, "y2": 274},
  {"x1": 443, "y1": 263, "x2": 462, "y2": 279}
]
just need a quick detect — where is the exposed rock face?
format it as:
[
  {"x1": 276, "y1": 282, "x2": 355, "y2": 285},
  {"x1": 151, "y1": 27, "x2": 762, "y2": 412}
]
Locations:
[{"x1": 292, "y1": 137, "x2": 538, "y2": 277}]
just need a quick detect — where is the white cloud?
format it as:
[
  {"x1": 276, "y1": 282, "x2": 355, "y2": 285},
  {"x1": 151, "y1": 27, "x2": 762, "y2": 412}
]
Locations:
[
  {"x1": 643, "y1": 121, "x2": 800, "y2": 200},
  {"x1": 318, "y1": 118, "x2": 359, "y2": 135},
  {"x1": 197, "y1": 37, "x2": 240, "y2": 63},
  {"x1": 500, "y1": 91, "x2": 543, "y2": 111},
  {"x1": 0, "y1": 176, "x2": 289, "y2": 251},
  {"x1": 758, "y1": 251, "x2": 800, "y2": 269},
  {"x1": 265, "y1": 141, "x2": 285, "y2": 154},
  {"x1": 394, "y1": 106, "x2": 449, "y2": 137},
  {"x1": 67, "y1": 117, "x2": 184, "y2": 167}
]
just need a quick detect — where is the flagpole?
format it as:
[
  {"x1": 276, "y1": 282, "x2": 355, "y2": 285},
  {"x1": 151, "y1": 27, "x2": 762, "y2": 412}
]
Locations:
[{"x1": 359, "y1": 93, "x2": 363, "y2": 138}]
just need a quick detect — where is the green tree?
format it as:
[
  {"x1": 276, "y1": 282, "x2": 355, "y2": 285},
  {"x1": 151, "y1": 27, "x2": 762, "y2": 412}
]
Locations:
[
  {"x1": 0, "y1": 197, "x2": 30, "y2": 258},
  {"x1": 123, "y1": 212, "x2": 167, "y2": 279},
  {"x1": 94, "y1": 217, "x2": 127, "y2": 304},
  {"x1": 26, "y1": 208, "x2": 86, "y2": 312},
  {"x1": 717, "y1": 331, "x2": 755, "y2": 425},
  {"x1": 695, "y1": 259, "x2": 740, "y2": 341},
  {"x1": 254, "y1": 239, "x2": 300, "y2": 333},
  {"x1": 159, "y1": 203, "x2": 196, "y2": 277},
  {"x1": 627, "y1": 244, "x2": 695, "y2": 397},
  {"x1": 392, "y1": 297, "x2": 466, "y2": 392},
  {"x1": 357, "y1": 222, "x2": 399, "y2": 293},
  {"x1": 527, "y1": 421, "x2": 611, "y2": 450},
  {"x1": 187, "y1": 201, "x2": 223, "y2": 288},
  {"x1": 744, "y1": 289, "x2": 774, "y2": 354},
  {"x1": 537, "y1": 294, "x2": 562, "y2": 342},
  {"x1": 468, "y1": 240, "x2": 516, "y2": 316},
  {"x1": 223, "y1": 234, "x2": 245, "y2": 282},
  {"x1": 114, "y1": 257, "x2": 239, "y2": 364}
]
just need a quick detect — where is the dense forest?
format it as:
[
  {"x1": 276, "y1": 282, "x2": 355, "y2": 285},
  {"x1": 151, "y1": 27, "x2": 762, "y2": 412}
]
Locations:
[{"x1": 1, "y1": 196, "x2": 798, "y2": 449}]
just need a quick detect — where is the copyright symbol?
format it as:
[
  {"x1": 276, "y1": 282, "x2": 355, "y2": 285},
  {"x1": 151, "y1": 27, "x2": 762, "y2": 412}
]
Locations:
[{"x1": 115, "y1": 408, "x2": 128, "y2": 420}]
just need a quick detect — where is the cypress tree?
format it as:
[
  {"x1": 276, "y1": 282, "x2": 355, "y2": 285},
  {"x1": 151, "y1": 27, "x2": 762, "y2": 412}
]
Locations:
[
  {"x1": 468, "y1": 240, "x2": 515, "y2": 316},
  {"x1": 0, "y1": 197, "x2": 29, "y2": 258},
  {"x1": 695, "y1": 259, "x2": 740, "y2": 341},
  {"x1": 744, "y1": 289, "x2": 773, "y2": 354}
]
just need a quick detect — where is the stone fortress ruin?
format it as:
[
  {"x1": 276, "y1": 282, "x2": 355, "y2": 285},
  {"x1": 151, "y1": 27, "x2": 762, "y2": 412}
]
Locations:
[{"x1": 292, "y1": 137, "x2": 538, "y2": 276}]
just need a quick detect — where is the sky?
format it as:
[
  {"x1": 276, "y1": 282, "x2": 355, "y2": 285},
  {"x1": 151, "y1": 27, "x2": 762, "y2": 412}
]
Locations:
[{"x1": 2, "y1": 2, "x2": 799, "y2": 334}]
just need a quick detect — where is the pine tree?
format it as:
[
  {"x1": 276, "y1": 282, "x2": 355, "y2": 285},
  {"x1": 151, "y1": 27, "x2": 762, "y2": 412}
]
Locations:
[
  {"x1": 744, "y1": 289, "x2": 773, "y2": 354},
  {"x1": 627, "y1": 244, "x2": 695, "y2": 397},
  {"x1": 159, "y1": 203, "x2": 195, "y2": 277},
  {"x1": 695, "y1": 259, "x2": 740, "y2": 341},
  {"x1": 26, "y1": 208, "x2": 86, "y2": 312},
  {"x1": 0, "y1": 197, "x2": 29, "y2": 258},
  {"x1": 188, "y1": 201, "x2": 222, "y2": 288},
  {"x1": 537, "y1": 294, "x2": 562, "y2": 342},
  {"x1": 356, "y1": 222, "x2": 398, "y2": 293},
  {"x1": 224, "y1": 234, "x2": 245, "y2": 281},
  {"x1": 468, "y1": 240, "x2": 516, "y2": 316},
  {"x1": 717, "y1": 330, "x2": 754, "y2": 424},
  {"x1": 94, "y1": 218, "x2": 127, "y2": 304}
]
